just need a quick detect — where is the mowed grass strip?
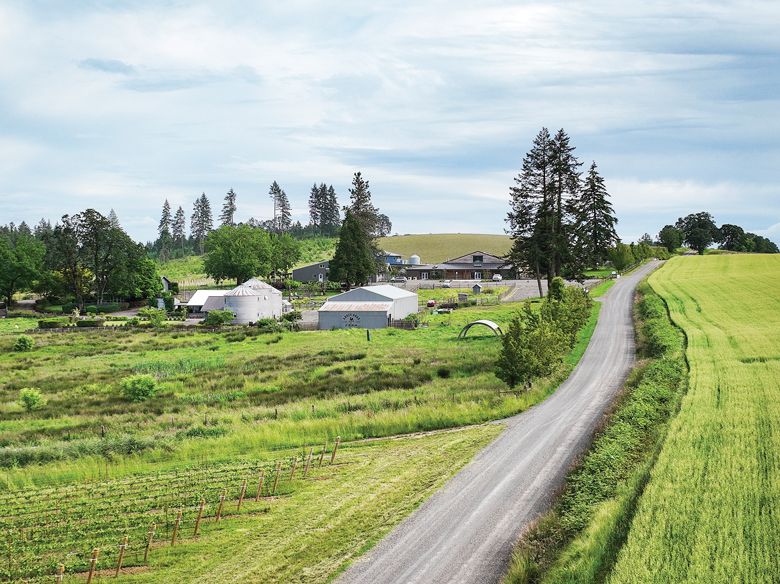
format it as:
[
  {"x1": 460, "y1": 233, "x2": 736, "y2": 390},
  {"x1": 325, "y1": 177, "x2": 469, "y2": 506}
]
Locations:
[{"x1": 609, "y1": 255, "x2": 780, "y2": 582}]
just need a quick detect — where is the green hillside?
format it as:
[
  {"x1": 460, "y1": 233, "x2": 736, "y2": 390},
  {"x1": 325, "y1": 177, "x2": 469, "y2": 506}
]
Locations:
[{"x1": 378, "y1": 233, "x2": 511, "y2": 263}]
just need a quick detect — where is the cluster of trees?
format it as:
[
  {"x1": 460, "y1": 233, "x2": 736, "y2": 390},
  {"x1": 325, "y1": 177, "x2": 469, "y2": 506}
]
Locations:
[
  {"x1": 151, "y1": 174, "x2": 394, "y2": 261},
  {"x1": 507, "y1": 128, "x2": 619, "y2": 295},
  {"x1": 496, "y1": 278, "x2": 593, "y2": 389},
  {"x1": 656, "y1": 212, "x2": 778, "y2": 254},
  {"x1": 0, "y1": 211, "x2": 161, "y2": 307},
  {"x1": 329, "y1": 173, "x2": 390, "y2": 288}
]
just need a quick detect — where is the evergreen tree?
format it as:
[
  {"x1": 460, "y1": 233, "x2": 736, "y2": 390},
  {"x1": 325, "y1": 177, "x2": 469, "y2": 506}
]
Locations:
[
  {"x1": 108, "y1": 209, "x2": 120, "y2": 228},
  {"x1": 157, "y1": 200, "x2": 172, "y2": 260},
  {"x1": 269, "y1": 181, "x2": 292, "y2": 232},
  {"x1": 506, "y1": 127, "x2": 555, "y2": 296},
  {"x1": 172, "y1": 206, "x2": 186, "y2": 252},
  {"x1": 308, "y1": 183, "x2": 322, "y2": 230},
  {"x1": 329, "y1": 211, "x2": 377, "y2": 289},
  {"x1": 571, "y1": 161, "x2": 618, "y2": 267},
  {"x1": 348, "y1": 172, "x2": 383, "y2": 236},
  {"x1": 220, "y1": 188, "x2": 237, "y2": 226},
  {"x1": 191, "y1": 193, "x2": 213, "y2": 254},
  {"x1": 550, "y1": 129, "x2": 582, "y2": 277},
  {"x1": 321, "y1": 185, "x2": 341, "y2": 236}
]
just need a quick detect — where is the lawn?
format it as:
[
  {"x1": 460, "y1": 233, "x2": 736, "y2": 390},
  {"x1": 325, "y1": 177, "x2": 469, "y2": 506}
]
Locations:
[
  {"x1": 0, "y1": 295, "x2": 598, "y2": 582},
  {"x1": 608, "y1": 254, "x2": 780, "y2": 582}
]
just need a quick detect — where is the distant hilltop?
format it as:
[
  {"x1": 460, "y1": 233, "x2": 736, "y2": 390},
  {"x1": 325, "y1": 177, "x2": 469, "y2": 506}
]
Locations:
[{"x1": 377, "y1": 233, "x2": 511, "y2": 264}]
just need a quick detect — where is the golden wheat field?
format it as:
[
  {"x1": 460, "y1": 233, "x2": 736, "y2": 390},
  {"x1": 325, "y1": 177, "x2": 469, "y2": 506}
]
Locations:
[{"x1": 609, "y1": 254, "x2": 780, "y2": 583}]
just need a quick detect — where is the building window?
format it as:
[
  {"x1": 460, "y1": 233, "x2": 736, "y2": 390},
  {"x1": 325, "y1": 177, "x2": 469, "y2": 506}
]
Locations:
[
  {"x1": 473, "y1": 255, "x2": 483, "y2": 266},
  {"x1": 473, "y1": 271, "x2": 482, "y2": 280},
  {"x1": 421, "y1": 272, "x2": 429, "y2": 280}
]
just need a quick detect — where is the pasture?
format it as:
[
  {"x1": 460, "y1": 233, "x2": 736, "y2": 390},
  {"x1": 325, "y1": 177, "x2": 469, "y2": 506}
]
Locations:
[
  {"x1": 0, "y1": 298, "x2": 599, "y2": 582},
  {"x1": 377, "y1": 233, "x2": 511, "y2": 263},
  {"x1": 609, "y1": 255, "x2": 780, "y2": 582}
]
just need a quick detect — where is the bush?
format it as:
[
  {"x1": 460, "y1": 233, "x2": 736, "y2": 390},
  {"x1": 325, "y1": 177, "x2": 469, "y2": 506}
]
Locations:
[
  {"x1": 61, "y1": 302, "x2": 78, "y2": 313},
  {"x1": 18, "y1": 388, "x2": 45, "y2": 412},
  {"x1": 139, "y1": 307, "x2": 167, "y2": 327},
  {"x1": 38, "y1": 318, "x2": 68, "y2": 329},
  {"x1": 282, "y1": 310, "x2": 302, "y2": 322},
  {"x1": 76, "y1": 319, "x2": 104, "y2": 328},
  {"x1": 13, "y1": 335, "x2": 34, "y2": 352},
  {"x1": 85, "y1": 305, "x2": 98, "y2": 315},
  {"x1": 120, "y1": 374, "x2": 158, "y2": 402},
  {"x1": 203, "y1": 309, "x2": 236, "y2": 327},
  {"x1": 255, "y1": 318, "x2": 283, "y2": 333}
]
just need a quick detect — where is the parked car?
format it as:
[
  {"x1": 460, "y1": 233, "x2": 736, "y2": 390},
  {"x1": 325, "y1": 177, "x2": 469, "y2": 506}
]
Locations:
[
  {"x1": 492, "y1": 274, "x2": 503, "y2": 282},
  {"x1": 441, "y1": 280, "x2": 452, "y2": 288},
  {"x1": 389, "y1": 276, "x2": 407, "y2": 283}
]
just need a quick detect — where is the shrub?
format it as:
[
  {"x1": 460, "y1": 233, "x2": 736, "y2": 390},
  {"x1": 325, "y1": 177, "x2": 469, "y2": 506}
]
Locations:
[
  {"x1": 18, "y1": 388, "x2": 45, "y2": 412},
  {"x1": 437, "y1": 367, "x2": 451, "y2": 379},
  {"x1": 256, "y1": 318, "x2": 283, "y2": 333},
  {"x1": 76, "y1": 319, "x2": 104, "y2": 328},
  {"x1": 13, "y1": 335, "x2": 34, "y2": 352},
  {"x1": 139, "y1": 307, "x2": 167, "y2": 327},
  {"x1": 120, "y1": 374, "x2": 158, "y2": 402},
  {"x1": 38, "y1": 318, "x2": 68, "y2": 329},
  {"x1": 85, "y1": 305, "x2": 98, "y2": 315},
  {"x1": 282, "y1": 310, "x2": 302, "y2": 322},
  {"x1": 203, "y1": 309, "x2": 235, "y2": 326}
]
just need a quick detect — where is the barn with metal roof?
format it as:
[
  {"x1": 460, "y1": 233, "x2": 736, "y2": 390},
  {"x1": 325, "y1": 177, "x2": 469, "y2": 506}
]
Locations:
[{"x1": 318, "y1": 285, "x2": 418, "y2": 329}]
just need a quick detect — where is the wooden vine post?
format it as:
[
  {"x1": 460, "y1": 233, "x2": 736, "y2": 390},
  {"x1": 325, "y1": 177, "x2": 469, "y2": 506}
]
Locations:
[
  {"x1": 289, "y1": 457, "x2": 298, "y2": 481},
  {"x1": 330, "y1": 436, "x2": 341, "y2": 464},
  {"x1": 255, "y1": 469, "x2": 265, "y2": 501},
  {"x1": 144, "y1": 523, "x2": 156, "y2": 564},
  {"x1": 171, "y1": 509, "x2": 183, "y2": 546},
  {"x1": 115, "y1": 535, "x2": 128, "y2": 577},
  {"x1": 303, "y1": 447, "x2": 313, "y2": 478},
  {"x1": 318, "y1": 441, "x2": 327, "y2": 468},
  {"x1": 85, "y1": 548, "x2": 99, "y2": 584},
  {"x1": 271, "y1": 461, "x2": 282, "y2": 495},
  {"x1": 193, "y1": 498, "x2": 206, "y2": 536},
  {"x1": 55, "y1": 564, "x2": 64, "y2": 583},
  {"x1": 216, "y1": 490, "x2": 226, "y2": 521},
  {"x1": 237, "y1": 479, "x2": 248, "y2": 511}
]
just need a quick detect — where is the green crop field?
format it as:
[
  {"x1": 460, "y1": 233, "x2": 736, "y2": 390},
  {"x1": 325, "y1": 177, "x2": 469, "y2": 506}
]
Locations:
[
  {"x1": 378, "y1": 233, "x2": 511, "y2": 263},
  {"x1": 0, "y1": 297, "x2": 598, "y2": 582},
  {"x1": 609, "y1": 255, "x2": 780, "y2": 582}
]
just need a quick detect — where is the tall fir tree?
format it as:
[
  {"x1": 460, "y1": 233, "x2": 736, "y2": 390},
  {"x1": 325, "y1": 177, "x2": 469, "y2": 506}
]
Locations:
[
  {"x1": 348, "y1": 172, "x2": 379, "y2": 236},
  {"x1": 172, "y1": 205, "x2": 187, "y2": 252},
  {"x1": 220, "y1": 188, "x2": 237, "y2": 226},
  {"x1": 308, "y1": 183, "x2": 322, "y2": 230},
  {"x1": 191, "y1": 193, "x2": 213, "y2": 254},
  {"x1": 268, "y1": 181, "x2": 292, "y2": 232},
  {"x1": 571, "y1": 161, "x2": 618, "y2": 266},
  {"x1": 550, "y1": 129, "x2": 582, "y2": 277},
  {"x1": 158, "y1": 200, "x2": 172, "y2": 261},
  {"x1": 506, "y1": 127, "x2": 555, "y2": 296},
  {"x1": 108, "y1": 209, "x2": 120, "y2": 228},
  {"x1": 329, "y1": 210, "x2": 377, "y2": 289},
  {"x1": 322, "y1": 185, "x2": 341, "y2": 236}
]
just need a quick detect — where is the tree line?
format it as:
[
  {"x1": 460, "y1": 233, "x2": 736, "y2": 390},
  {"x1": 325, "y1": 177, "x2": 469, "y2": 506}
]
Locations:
[
  {"x1": 152, "y1": 174, "x2": 393, "y2": 261},
  {"x1": 507, "y1": 128, "x2": 619, "y2": 295},
  {"x1": 0, "y1": 211, "x2": 160, "y2": 308},
  {"x1": 655, "y1": 212, "x2": 778, "y2": 255}
]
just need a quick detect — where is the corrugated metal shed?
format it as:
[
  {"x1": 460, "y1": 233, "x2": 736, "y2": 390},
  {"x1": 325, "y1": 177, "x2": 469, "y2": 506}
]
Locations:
[{"x1": 319, "y1": 302, "x2": 392, "y2": 312}]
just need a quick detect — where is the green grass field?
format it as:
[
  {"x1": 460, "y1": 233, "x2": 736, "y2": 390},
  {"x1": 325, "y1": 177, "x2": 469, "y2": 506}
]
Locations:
[
  {"x1": 608, "y1": 255, "x2": 780, "y2": 582},
  {"x1": 378, "y1": 233, "x2": 511, "y2": 263},
  {"x1": 0, "y1": 295, "x2": 599, "y2": 582}
]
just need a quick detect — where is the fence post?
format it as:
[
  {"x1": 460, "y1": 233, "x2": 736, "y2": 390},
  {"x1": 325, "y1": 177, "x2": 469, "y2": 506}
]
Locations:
[
  {"x1": 193, "y1": 498, "x2": 206, "y2": 536},
  {"x1": 330, "y1": 436, "x2": 341, "y2": 464},
  {"x1": 303, "y1": 448, "x2": 313, "y2": 478},
  {"x1": 171, "y1": 509, "x2": 182, "y2": 546},
  {"x1": 255, "y1": 469, "x2": 265, "y2": 501},
  {"x1": 115, "y1": 535, "x2": 128, "y2": 577},
  {"x1": 237, "y1": 479, "x2": 247, "y2": 511},
  {"x1": 55, "y1": 564, "x2": 65, "y2": 583},
  {"x1": 289, "y1": 457, "x2": 298, "y2": 481},
  {"x1": 318, "y1": 441, "x2": 327, "y2": 468},
  {"x1": 143, "y1": 523, "x2": 156, "y2": 564},
  {"x1": 85, "y1": 548, "x2": 99, "y2": 584},
  {"x1": 271, "y1": 461, "x2": 282, "y2": 495},
  {"x1": 216, "y1": 490, "x2": 226, "y2": 521}
]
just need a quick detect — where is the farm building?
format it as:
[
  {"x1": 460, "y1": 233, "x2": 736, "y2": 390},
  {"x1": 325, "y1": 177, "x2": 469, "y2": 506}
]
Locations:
[
  {"x1": 292, "y1": 260, "x2": 329, "y2": 283},
  {"x1": 185, "y1": 289, "x2": 229, "y2": 313},
  {"x1": 318, "y1": 285, "x2": 418, "y2": 330},
  {"x1": 403, "y1": 251, "x2": 512, "y2": 281},
  {"x1": 222, "y1": 279, "x2": 284, "y2": 324}
]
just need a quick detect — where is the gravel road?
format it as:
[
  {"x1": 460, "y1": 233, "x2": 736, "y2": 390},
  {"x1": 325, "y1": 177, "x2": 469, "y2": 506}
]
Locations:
[{"x1": 338, "y1": 261, "x2": 660, "y2": 584}]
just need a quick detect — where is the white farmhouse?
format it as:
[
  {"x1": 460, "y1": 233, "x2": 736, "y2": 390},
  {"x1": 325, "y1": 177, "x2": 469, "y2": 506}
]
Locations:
[{"x1": 318, "y1": 285, "x2": 418, "y2": 330}]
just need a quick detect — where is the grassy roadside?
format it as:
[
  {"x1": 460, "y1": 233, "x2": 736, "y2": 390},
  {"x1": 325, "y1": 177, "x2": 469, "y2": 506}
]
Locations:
[{"x1": 503, "y1": 278, "x2": 688, "y2": 583}]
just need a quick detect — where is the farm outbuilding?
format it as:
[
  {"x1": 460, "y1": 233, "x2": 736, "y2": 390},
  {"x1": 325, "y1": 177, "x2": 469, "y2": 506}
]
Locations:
[
  {"x1": 318, "y1": 285, "x2": 418, "y2": 330},
  {"x1": 223, "y1": 279, "x2": 283, "y2": 324},
  {"x1": 186, "y1": 290, "x2": 229, "y2": 313}
]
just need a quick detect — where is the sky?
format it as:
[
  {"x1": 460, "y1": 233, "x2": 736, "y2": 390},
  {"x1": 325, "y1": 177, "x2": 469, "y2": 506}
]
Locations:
[{"x1": 1, "y1": 1, "x2": 779, "y2": 245}]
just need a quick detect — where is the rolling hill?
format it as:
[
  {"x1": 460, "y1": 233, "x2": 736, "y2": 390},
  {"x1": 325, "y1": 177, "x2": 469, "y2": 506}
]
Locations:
[{"x1": 378, "y1": 233, "x2": 511, "y2": 263}]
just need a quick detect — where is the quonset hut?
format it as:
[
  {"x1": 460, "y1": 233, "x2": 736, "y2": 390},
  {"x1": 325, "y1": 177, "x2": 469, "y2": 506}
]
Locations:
[
  {"x1": 223, "y1": 279, "x2": 283, "y2": 324},
  {"x1": 318, "y1": 285, "x2": 418, "y2": 330}
]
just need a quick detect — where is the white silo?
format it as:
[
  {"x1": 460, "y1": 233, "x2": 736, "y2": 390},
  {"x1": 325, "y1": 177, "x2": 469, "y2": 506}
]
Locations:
[
  {"x1": 224, "y1": 281, "x2": 283, "y2": 324},
  {"x1": 408, "y1": 254, "x2": 421, "y2": 265}
]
